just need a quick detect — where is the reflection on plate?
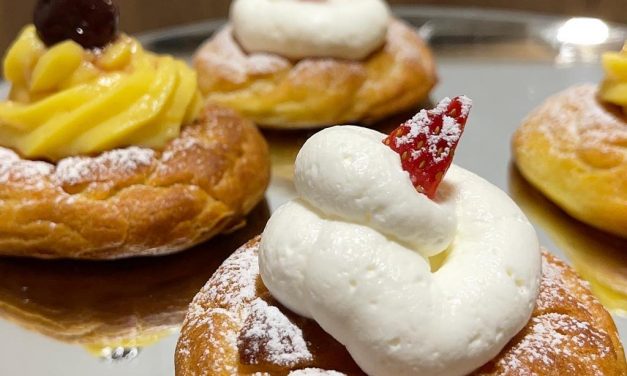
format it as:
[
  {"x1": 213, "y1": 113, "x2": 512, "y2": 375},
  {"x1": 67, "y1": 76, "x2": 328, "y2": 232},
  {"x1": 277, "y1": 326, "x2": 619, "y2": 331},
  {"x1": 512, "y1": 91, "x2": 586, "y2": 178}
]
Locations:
[
  {"x1": 509, "y1": 166, "x2": 627, "y2": 316},
  {"x1": 263, "y1": 128, "x2": 315, "y2": 182},
  {"x1": 0, "y1": 202, "x2": 270, "y2": 360}
]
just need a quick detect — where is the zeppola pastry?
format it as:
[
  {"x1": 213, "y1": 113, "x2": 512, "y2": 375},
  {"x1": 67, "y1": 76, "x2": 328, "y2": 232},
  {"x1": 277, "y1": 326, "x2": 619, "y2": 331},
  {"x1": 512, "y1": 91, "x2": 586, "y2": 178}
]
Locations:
[
  {"x1": 176, "y1": 98, "x2": 626, "y2": 375},
  {"x1": 0, "y1": 0, "x2": 269, "y2": 259},
  {"x1": 513, "y1": 44, "x2": 627, "y2": 238},
  {"x1": 194, "y1": 0, "x2": 437, "y2": 129}
]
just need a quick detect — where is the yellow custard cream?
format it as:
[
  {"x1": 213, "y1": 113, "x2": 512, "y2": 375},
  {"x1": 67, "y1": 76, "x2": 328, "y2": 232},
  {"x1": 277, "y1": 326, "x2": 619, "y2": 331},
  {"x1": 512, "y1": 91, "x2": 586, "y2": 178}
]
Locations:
[
  {"x1": 600, "y1": 43, "x2": 627, "y2": 112},
  {"x1": 0, "y1": 26, "x2": 202, "y2": 160}
]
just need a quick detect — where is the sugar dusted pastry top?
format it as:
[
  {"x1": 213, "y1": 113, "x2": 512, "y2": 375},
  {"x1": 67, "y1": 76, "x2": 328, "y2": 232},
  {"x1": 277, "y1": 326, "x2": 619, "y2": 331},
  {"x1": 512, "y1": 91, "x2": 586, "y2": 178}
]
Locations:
[
  {"x1": 176, "y1": 239, "x2": 626, "y2": 375},
  {"x1": 0, "y1": 25, "x2": 202, "y2": 161},
  {"x1": 0, "y1": 103, "x2": 270, "y2": 259},
  {"x1": 259, "y1": 100, "x2": 542, "y2": 376},
  {"x1": 230, "y1": 0, "x2": 391, "y2": 60}
]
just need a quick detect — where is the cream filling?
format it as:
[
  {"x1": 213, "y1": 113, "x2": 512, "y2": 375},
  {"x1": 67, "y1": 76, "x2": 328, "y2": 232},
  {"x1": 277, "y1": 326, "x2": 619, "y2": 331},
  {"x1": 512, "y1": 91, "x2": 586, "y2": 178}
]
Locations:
[
  {"x1": 260, "y1": 126, "x2": 542, "y2": 376},
  {"x1": 230, "y1": 0, "x2": 390, "y2": 60}
]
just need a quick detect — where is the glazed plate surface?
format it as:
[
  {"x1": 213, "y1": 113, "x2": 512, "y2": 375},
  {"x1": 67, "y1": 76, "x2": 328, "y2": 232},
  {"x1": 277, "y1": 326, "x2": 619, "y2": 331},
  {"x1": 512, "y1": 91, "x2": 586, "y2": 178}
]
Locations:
[{"x1": 0, "y1": 6, "x2": 626, "y2": 375}]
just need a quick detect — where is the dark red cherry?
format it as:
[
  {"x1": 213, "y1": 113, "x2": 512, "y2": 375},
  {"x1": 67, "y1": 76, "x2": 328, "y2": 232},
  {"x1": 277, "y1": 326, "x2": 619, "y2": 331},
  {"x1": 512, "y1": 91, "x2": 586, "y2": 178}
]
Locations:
[{"x1": 34, "y1": 0, "x2": 119, "y2": 49}]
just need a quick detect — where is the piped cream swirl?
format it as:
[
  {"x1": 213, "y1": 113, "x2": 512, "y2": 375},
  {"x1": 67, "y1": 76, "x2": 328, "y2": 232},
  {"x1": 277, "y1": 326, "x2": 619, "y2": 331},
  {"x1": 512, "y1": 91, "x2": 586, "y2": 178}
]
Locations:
[
  {"x1": 230, "y1": 0, "x2": 391, "y2": 60},
  {"x1": 260, "y1": 126, "x2": 542, "y2": 376}
]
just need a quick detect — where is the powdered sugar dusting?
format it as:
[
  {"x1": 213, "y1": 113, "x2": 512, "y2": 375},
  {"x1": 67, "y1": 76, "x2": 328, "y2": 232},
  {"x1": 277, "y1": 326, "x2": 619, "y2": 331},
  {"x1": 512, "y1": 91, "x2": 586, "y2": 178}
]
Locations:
[
  {"x1": 161, "y1": 137, "x2": 201, "y2": 162},
  {"x1": 397, "y1": 96, "x2": 471, "y2": 163},
  {"x1": 384, "y1": 20, "x2": 429, "y2": 65},
  {"x1": 195, "y1": 26, "x2": 289, "y2": 85},
  {"x1": 54, "y1": 146, "x2": 155, "y2": 185},
  {"x1": 480, "y1": 252, "x2": 619, "y2": 375},
  {"x1": 458, "y1": 95, "x2": 473, "y2": 117},
  {"x1": 239, "y1": 298, "x2": 312, "y2": 366},
  {"x1": 0, "y1": 147, "x2": 20, "y2": 162},
  {"x1": 185, "y1": 241, "x2": 260, "y2": 327},
  {"x1": 179, "y1": 241, "x2": 313, "y2": 371},
  {"x1": 536, "y1": 256, "x2": 583, "y2": 312},
  {"x1": 499, "y1": 313, "x2": 610, "y2": 375},
  {"x1": 0, "y1": 147, "x2": 53, "y2": 190},
  {"x1": 177, "y1": 242, "x2": 262, "y2": 374},
  {"x1": 521, "y1": 84, "x2": 627, "y2": 170},
  {"x1": 0, "y1": 145, "x2": 156, "y2": 189}
]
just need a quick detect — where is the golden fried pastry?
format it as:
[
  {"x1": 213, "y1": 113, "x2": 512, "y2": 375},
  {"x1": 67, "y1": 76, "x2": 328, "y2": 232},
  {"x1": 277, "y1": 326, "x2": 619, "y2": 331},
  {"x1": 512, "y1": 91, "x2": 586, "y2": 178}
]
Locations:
[
  {"x1": 0, "y1": 4, "x2": 270, "y2": 259},
  {"x1": 0, "y1": 104, "x2": 269, "y2": 259},
  {"x1": 175, "y1": 238, "x2": 627, "y2": 376},
  {"x1": 194, "y1": 16, "x2": 437, "y2": 129},
  {"x1": 0, "y1": 204, "x2": 268, "y2": 356},
  {"x1": 512, "y1": 84, "x2": 627, "y2": 238}
]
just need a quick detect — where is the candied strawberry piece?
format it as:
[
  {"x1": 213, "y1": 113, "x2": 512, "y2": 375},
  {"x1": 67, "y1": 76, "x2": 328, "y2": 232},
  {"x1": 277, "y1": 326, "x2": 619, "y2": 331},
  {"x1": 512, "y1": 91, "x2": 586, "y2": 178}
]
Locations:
[{"x1": 383, "y1": 96, "x2": 472, "y2": 198}]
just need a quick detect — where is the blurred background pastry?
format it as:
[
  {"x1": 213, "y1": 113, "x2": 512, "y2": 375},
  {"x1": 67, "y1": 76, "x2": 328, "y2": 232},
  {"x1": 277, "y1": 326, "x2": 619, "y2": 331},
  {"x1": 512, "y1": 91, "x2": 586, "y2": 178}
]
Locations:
[
  {"x1": 193, "y1": 0, "x2": 437, "y2": 129},
  {"x1": 512, "y1": 46, "x2": 627, "y2": 238}
]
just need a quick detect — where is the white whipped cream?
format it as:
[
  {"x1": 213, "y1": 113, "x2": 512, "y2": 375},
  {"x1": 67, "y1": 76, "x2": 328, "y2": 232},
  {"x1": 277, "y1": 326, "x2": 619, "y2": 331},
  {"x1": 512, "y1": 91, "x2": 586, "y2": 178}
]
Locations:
[
  {"x1": 230, "y1": 0, "x2": 391, "y2": 60},
  {"x1": 260, "y1": 126, "x2": 542, "y2": 376}
]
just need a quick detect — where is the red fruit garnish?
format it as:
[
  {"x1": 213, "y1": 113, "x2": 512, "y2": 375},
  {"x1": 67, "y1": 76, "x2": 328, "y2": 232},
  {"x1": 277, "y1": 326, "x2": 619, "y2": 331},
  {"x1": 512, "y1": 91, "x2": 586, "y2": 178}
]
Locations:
[{"x1": 383, "y1": 96, "x2": 472, "y2": 198}]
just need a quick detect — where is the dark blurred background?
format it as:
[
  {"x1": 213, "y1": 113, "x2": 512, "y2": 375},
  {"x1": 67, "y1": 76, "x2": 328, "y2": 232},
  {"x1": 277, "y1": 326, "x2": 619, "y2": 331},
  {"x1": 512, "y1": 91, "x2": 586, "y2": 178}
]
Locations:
[{"x1": 1, "y1": 0, "x2": 625, "y2": 52}]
